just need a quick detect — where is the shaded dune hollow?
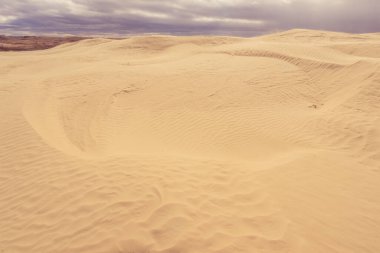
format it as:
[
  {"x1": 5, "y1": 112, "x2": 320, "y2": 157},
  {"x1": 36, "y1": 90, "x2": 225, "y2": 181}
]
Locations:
[{"x1": 1, "y1": 30, "x2": 380, "y2": 253}]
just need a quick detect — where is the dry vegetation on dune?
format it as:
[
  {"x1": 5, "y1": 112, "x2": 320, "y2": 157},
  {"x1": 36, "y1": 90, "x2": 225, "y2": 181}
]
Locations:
[
  {"x1": 1, "y1": 29, "x2": 380, "y2": 253},
  {"x1": 0, "y1": 35, "x2": 87, "y2": 51}
]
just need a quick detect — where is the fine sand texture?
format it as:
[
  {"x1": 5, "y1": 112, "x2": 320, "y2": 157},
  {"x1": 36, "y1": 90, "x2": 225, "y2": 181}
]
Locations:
[{"x1": 1, "y1": 29, "x2": 380, "y2": 253}]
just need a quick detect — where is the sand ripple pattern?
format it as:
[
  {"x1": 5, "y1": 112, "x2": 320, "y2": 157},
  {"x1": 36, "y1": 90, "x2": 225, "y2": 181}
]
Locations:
[{"x1": 1, "y1": 30, "x2": 380, "y2": 252}]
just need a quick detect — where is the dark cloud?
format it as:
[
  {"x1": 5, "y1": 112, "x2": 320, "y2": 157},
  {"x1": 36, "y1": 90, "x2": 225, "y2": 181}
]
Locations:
[{"x1": 0, "y1": 0, "x2": 379, "y2": 36}]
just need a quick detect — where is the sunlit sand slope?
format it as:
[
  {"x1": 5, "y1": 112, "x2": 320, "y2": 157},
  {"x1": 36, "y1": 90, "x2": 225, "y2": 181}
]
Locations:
[{"x1": 1, "y1": 30, "x2": 380, "y2": 253}]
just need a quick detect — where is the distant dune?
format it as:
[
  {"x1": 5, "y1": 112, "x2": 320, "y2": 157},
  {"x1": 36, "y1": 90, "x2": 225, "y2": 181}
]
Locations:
[
  {"x1": 0, "y1": 35, "x2": 87, "y2": 51},
  {"x1": 1, "y1": 29, "x2": 380, "y2": 253}
]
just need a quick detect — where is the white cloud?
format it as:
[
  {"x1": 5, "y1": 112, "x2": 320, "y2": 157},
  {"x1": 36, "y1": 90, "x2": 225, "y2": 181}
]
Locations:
[
  {"x1": 193, "y1": 17, "x2": 263, "y2": 25},
  {"x1": 124, "y1": 9, "x2": 170, "y2": 19},
  {"x1": 0, "y1": 15, "x2": 16, "y2": 23}
]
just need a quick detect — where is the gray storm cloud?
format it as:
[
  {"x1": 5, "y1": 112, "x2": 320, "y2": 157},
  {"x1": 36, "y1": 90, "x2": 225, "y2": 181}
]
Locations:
[{"x1": 0, "y1": 0, "x2": 379, "y2": 36}]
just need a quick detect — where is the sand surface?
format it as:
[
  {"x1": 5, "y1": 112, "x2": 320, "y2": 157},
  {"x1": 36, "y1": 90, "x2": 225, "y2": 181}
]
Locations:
[{"x1": 1, "y1": 29, "x2": 380, "y2": 253}]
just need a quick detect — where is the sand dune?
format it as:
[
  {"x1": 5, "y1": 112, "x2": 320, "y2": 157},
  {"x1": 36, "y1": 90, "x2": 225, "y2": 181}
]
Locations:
[{"x1": 1, "y1": 29, "x2": 380, "y2": 253}]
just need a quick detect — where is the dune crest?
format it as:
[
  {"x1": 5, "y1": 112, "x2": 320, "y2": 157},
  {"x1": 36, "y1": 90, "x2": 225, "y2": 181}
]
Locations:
[{"x1": 1, "y1": 30, "x2": 380, "y2": 253}]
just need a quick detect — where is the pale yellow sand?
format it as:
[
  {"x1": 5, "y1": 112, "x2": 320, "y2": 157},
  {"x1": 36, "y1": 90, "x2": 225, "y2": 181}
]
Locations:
[{"x1": 1, "y1": 29, "x2": 380, "y2": 253}]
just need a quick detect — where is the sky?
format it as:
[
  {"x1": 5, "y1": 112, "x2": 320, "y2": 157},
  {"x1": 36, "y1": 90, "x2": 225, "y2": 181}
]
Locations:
[{"x1": 0, "y1": 0, "x2": 379, "y2": 36}]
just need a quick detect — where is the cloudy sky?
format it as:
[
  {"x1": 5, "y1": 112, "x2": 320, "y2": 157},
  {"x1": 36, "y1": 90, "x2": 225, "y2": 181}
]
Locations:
[{"x1": 0, "y1": 0, "x2": 379, "y2": 36}]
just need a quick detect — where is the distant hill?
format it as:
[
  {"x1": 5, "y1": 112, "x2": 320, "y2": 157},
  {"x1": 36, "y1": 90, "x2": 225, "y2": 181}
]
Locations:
[{"x1": 0, "y1": 35, "x2": 88, "y2": 51}]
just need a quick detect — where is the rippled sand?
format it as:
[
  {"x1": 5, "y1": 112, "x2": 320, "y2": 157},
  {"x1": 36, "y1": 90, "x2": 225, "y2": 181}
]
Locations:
[{"x1": 1, "y1": 29, "x2": 380, "y2": 253}]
